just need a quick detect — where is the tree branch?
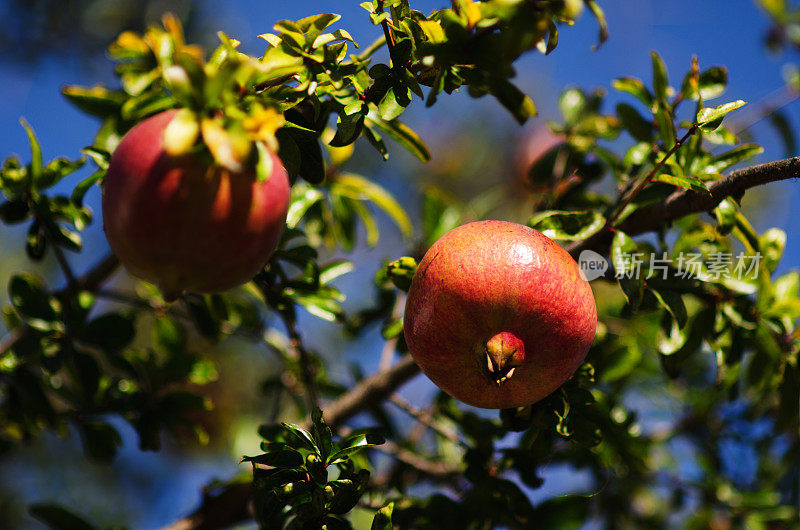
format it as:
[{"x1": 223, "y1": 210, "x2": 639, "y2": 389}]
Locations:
[
  {"x1": 279, "y1": 310, "x2": 321, "y2": 412},
  {"x1": 317, "y1": 354, "x2": 420, "y2": 430},
  {"x1": 566, "y1": 156, "x2": 800, "y2": 256},
  {"x1": 166, "y1": 157, "x2": 800, "y2": 529}
]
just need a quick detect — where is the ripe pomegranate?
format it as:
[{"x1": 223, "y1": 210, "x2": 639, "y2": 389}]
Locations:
[
  {"x1": 102, "y1": 110, "x2": 290, "y2": 300},
  {"x1": 403, "y1": 220, "x2": 597, "y2": 409}
]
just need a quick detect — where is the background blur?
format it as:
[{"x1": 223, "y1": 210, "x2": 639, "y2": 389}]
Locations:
[{"x1": 0, "y1": 0, "x2": 797, "y2": 527}]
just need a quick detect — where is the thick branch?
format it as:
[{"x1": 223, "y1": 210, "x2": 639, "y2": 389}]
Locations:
[
  {"x1": 314, "y1": 354, "x2": 420, "y2": 430},
  {"x1": 566, "y1": 156, "x2": 800, "y2": 256}
]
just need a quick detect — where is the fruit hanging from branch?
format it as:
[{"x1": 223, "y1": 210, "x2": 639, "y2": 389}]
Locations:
[
  {"x1": 404, "y1": 220, "x2": 597, "y2": 409},
  {"x1": 102, "y1": 109, "x2": 291, "y2": 301}
]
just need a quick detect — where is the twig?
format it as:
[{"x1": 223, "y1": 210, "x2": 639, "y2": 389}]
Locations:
[
  {"x1": 94, "y1": 288, "x2": 156, "y2": 310},
  {"x1": 279, "y1": 311, "x2": 320, "y2": 412},
  {"x1": 48, "y1": 234, "x2": 78, "y2": 289},
  {"x1": 376, "y1": 1, "x2": 399, "y2": 67},
  {"x1": 376, "y1": 439, "x2": 461, "y2": 478},
  {"x1": 314, "y1": 354, "x2": 420, "y2": 430},
  {"x1": 605, "y1": 125, "x2": 697, "y2": 231},
  {"x1": 379, "y1": 294, "x2": 405, "y2": 371},
  {"x1": 389, "y1": 393, "x2": 468, "y2": 448}
]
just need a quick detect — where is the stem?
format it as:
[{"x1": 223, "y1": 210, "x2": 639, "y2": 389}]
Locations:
[
  {"x1": 279, "y1": 311, "x2": 320, "y2": 412},
  {"x1": 376, "y1": 1, "x2": 399, "y2": 68},
  {"x1": 311, "y1": 354, "x2": 420, "y2": 430},
  {"x1": 390, "y1": 393, "x2": 468, "y2": 448},
  {"x1": 379, "y1": 294, "x2": 405, "y2": 371},
  {"x1": 605, "y1": 125, "x2": 697, "y2": 230},
  {"x1": 33, "y1": 202, "x2": 78, "y2": 290}
]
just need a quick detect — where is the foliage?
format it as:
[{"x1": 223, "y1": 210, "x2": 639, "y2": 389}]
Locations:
[{"x1": 0, "y1": 1, "x2": 799, "y2": 529}]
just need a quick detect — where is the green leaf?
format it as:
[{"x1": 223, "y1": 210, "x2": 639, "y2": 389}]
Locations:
[
  {"x1": 697, "y1": 66, "x2": 728, "y2": 100},
  {"x1": 378, "y1": 87, "x2": 408, "y2": 121},
  {"x1": 529, "y1": 210, "x2": 605, "y2": 241},
  {"x1": 365, "y1": 114, "x2": 429, "y2": 162},
  {"x1": 287, "y1": 185, "x2": 324, "y2": 228},
  {"x1": 714, "y1": 198, "x2": 737, "y2": 235},
  {"x1": 490, "y1": 79, "x2": 537, "y2": 125},
  {"x1": 371, "y1": 502, "x2": 394, "y2": 530},
  {"x1": 80, "y1": 313, "x2": 136, "y2": 352},
  {"x1": 616, "y1": 103, "x2": 653, "y2": 142},
  {"x1": 8, "y1": 273, "x2": 60, "y2": 332},
  {"x1": 26, "y1": 220, "x2": 46, "y2": 261},
  {"x1": 78, "y1": 421, "x2": 122, "y2": 463},
  {"x1": 612, "y1": 77, "x2": 654, "y2": 109},
  {"x1": 20, "y1": 118, "x2": 42, "y2": 181},
  {"x1": 760, "y1": 228, "x2": 786, "y2": 273},
  {"x1": 71, "y1": 170, "x2": 104, "y2": 207},
  {"x1": 295, "y1": 13, "x2": 341, "y2": 38},
  {"x1": 704, "y1": 144, "x2": 763, "y2": 173},
  {"x1": 29, "y1": 504, "x2": 96, "y2": 530},
  {"x1": 653, "y1": 174, "x2": 709, "y2": 192},
  {"x1": 702, "y1": 126, "x2": 739, "y2": 145},
  {"x1": 769, "y1": 110, "x2": 796, "y2": 157},
  {"x1": 243, "y1": 449, "x2": 304, "y2": 469},
  {"x1": 650, "y1": 289, "x2": 688, "y2": 329},
  {"x1": 81, "y1": 146, "x2": 110, "y2": 171},
  {"x1": 291, "y1": 291, "x2": 343, "y2": 321},
  {"x1": 558, "y1": 88, "x2": 587, "y2": 125},
  {"x1": 651, "y1": 51, "x2": 669, "y2": 103},
  {"x1": 696, "y1": 100, "x2": 746, "y2": 131},
  {"x1": 654, "y1": 108, "x2": 676, "y2": 147},
  {"x1": 585, "y1": 0, "x2": 609, "y2": 49},
  {"x1": 61, "y1": 85, "x2": 126, "y2": 118},
  {"x1": 255, "y1": 142, "x2": 275, "y2": 183},
  {"x1": 0, "y1": 200, "x2": 30, "y2": 224},
  {"x1": 623, "y1": 142, "x2": 653, "y2": 166},
  {"x1": 611, "y1": 231, "x2": 644, "y2": 309},
  {"x1": 319, "y1": 261, "x2": 354, "y2": 284},
  {"x1": 153, "y1": 314, "x2": 185, "y2": 354},
  {"x1": 330, "y1": 111, "x2": 366, "y2": 147},
  {"x1": 327, "y1": 431, "x2": 385, "y2": 464},
  {"x1": 362, "y1": 122, "x2": 389, "y2": 160},
  {"x1": 311, "y1": 408, "x2": 334, "y2": 461},
  {"x1": 163, "y1": 109, "x2": 200, "y2": 157},
  {"x1": 385, "y1": 256, "x2": 417, "y2": 292},
  {"x1": 281, "y1": 422, "x2": 318, "y2": 452},
  {"x1": 288, "y1": 127, "x2": 325, "y2": 184},
  {"x1": 757, "y1": 0, "x2": 787, "y2": 19},
  {"x1": 37, "y1": 157, "x2": 86, "y2": 190},
  {"x1": 331, "y1": 173, "x2": 412, "y2": 239}
]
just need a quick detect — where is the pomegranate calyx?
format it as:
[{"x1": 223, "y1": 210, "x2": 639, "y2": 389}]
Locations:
[{"x1": 484, "y1": 331, "x2": 525, "y2": 385}]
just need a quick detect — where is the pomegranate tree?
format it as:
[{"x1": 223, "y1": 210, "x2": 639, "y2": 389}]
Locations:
[
  {"x1": 102, "y1": 110, "x2": 291, "y2": 300},
  {"x1": 404, "y1": 220, "x2": 597, "y2": 409}
]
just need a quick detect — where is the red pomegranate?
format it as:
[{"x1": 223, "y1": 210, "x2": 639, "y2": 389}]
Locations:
[
  {"x1": 403, "y1": 220, "x2": 597, "y2": 409},
  {"x1": 102, "y1": 110, "x2": 290, "y2": 300}
]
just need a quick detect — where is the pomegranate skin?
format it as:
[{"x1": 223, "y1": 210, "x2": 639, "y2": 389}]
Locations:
[
  {"x1": 403, "y1": 220, "x2": 597, "y2": 409},
  {"x1": 102, "y1": 110, "x2": 290, "y2": 299}
]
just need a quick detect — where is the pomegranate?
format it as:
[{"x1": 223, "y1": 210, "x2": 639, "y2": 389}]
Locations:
[
  {"x1": 102, "y1": 110, "x2": 290, "y2": 300},
  {"x1": 403, "y1": 220, "x2": 597, "y2": 409}
]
